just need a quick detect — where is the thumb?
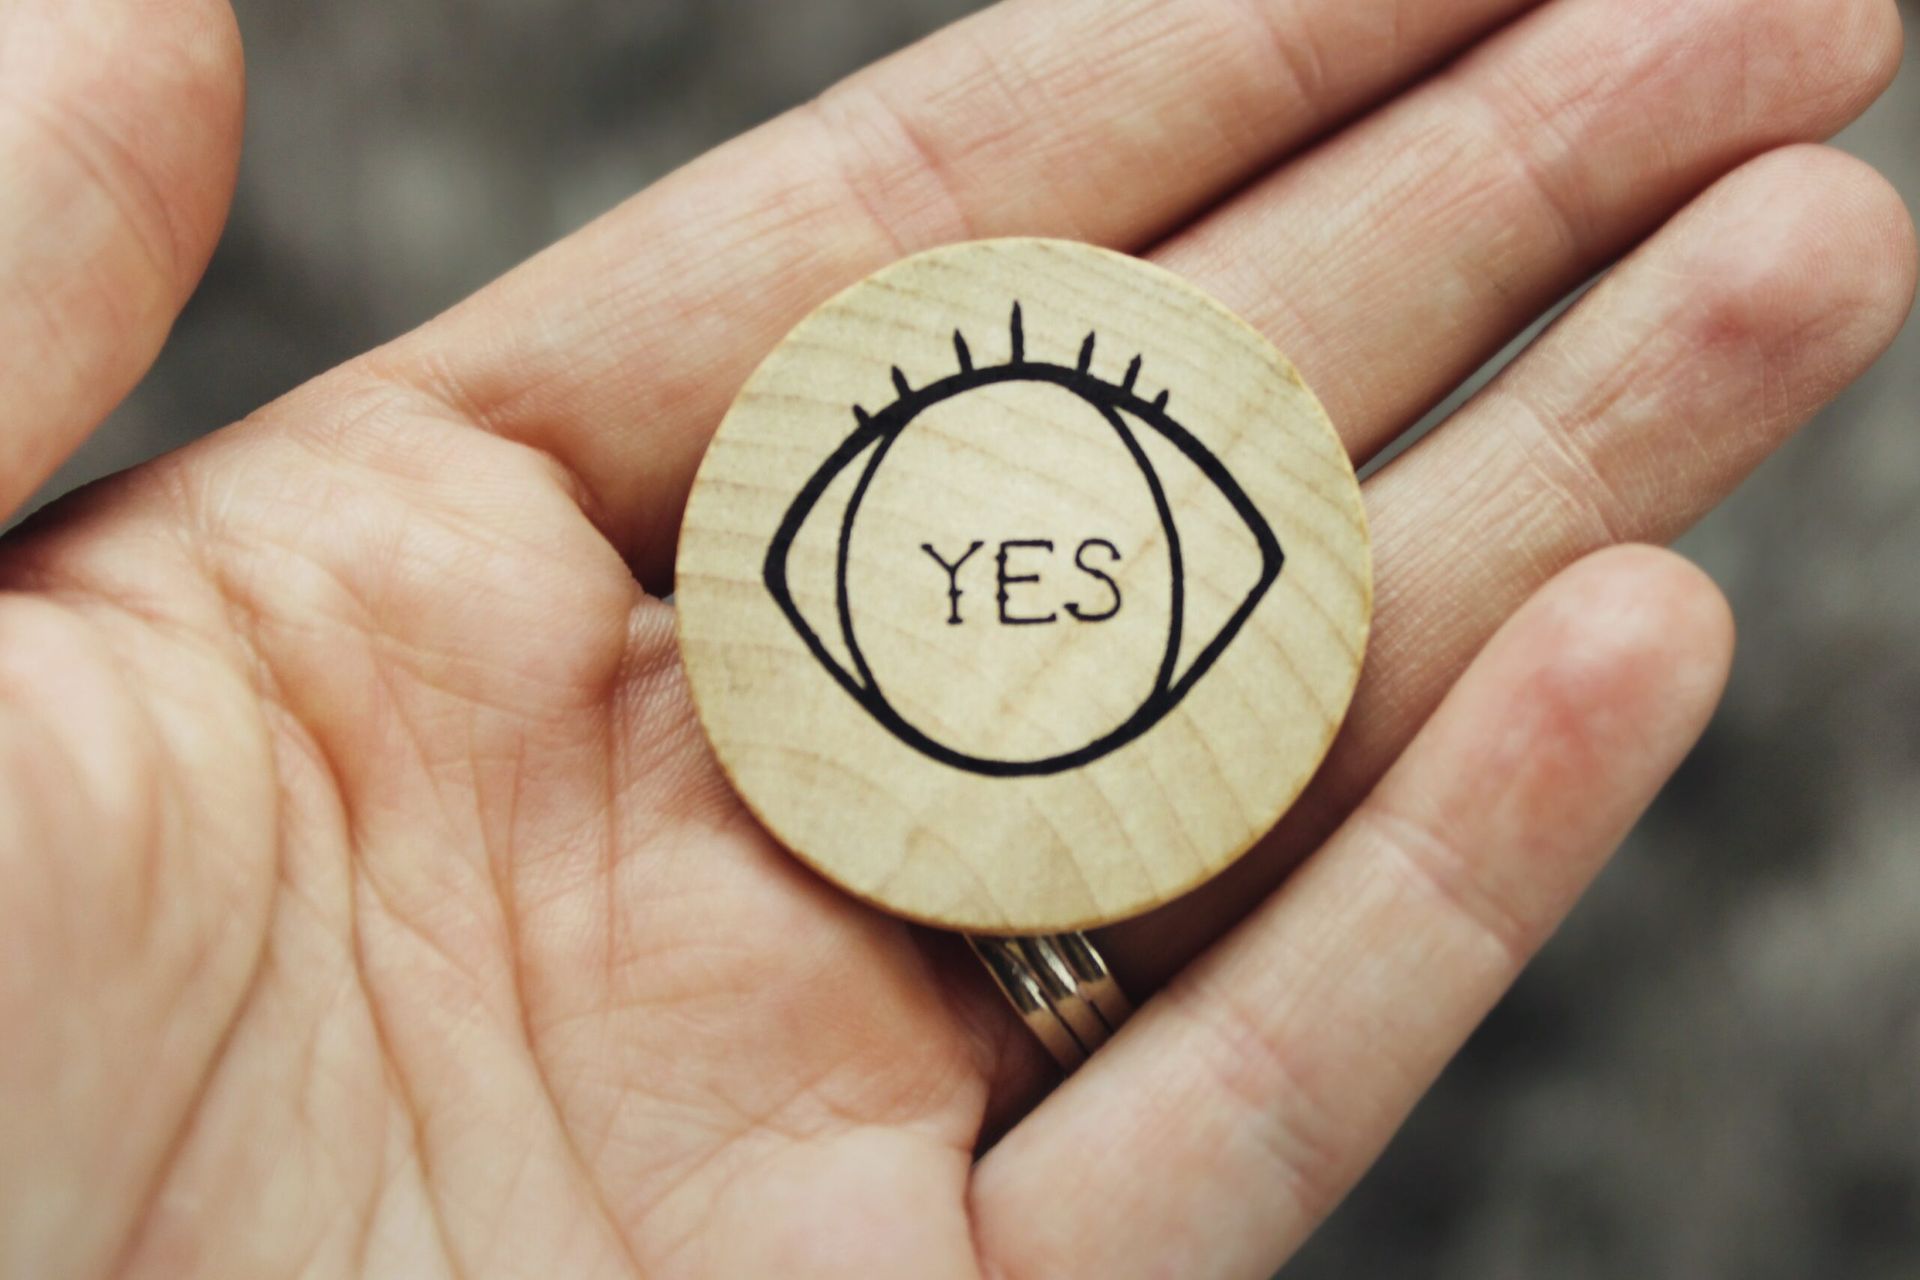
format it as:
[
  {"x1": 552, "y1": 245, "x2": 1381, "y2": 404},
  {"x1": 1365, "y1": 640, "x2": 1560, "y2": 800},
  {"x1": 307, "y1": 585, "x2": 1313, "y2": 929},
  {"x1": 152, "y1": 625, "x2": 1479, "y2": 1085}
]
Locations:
[{"x1": 0, "y1": 0, "x2": 244, "y2": 522}]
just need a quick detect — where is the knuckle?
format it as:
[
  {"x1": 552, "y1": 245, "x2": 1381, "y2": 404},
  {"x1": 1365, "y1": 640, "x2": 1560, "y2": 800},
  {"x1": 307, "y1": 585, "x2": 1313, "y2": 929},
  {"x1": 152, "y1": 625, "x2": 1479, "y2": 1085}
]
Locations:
[
  {"x1": 1163, "y1": 975, "x2": 1352, "y2": 1224},
  {"x1": 1361, "y1": 803, "x2": 1537, "y2": 971},
  {"x1": 807, "y1": 77, "x2": 977, "y2": 250}
]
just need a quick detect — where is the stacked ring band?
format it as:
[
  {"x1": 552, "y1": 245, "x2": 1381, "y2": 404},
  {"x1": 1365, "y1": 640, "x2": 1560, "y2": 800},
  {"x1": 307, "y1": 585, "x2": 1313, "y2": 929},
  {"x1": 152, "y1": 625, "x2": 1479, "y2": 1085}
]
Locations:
[{"x1": 968, "y1": 932, "x2": 1134, "y2": 1070}]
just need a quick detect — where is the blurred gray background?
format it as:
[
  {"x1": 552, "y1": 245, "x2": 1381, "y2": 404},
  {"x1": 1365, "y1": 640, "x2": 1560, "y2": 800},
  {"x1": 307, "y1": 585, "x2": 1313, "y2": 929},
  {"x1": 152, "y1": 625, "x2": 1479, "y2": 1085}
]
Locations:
[{"x1": 29, "y1": 2, "x2": 1920, "y2": 1275}]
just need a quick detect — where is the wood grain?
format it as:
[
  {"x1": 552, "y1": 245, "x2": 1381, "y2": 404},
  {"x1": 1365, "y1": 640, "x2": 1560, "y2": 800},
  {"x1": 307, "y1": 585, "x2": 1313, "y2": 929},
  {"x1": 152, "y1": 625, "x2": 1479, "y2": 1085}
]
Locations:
[{"x1": 676, "y1": 239, "x2": 1370, "y2": 933}]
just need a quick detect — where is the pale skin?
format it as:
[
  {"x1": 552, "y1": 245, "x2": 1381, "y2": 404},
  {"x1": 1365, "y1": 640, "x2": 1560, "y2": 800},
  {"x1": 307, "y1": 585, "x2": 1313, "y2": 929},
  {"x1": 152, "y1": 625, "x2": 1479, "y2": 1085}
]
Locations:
[{"x1": 0, "y1": 0, "x2": 1912, "y2": 1275}]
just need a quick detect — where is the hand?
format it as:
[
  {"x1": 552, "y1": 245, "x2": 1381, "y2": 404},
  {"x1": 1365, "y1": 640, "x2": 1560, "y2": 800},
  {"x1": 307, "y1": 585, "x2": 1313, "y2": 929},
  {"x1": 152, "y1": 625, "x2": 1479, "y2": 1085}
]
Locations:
[{"x1": 1, "y1": 0, "x2": 1909, "y2": 1276}]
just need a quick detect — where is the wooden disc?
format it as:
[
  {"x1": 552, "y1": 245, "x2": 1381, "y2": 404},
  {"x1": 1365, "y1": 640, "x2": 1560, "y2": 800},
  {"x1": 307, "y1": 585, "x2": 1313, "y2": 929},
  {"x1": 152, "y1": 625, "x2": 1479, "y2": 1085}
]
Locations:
[{"x1": 676, "y1": 239, "x2": 1371, "y2": 934}]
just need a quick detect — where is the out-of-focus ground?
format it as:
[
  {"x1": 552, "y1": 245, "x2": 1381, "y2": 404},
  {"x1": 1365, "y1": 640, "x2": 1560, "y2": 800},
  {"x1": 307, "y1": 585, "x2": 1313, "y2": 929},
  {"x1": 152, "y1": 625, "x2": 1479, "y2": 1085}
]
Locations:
[{"x1": 27, "y1": 2, "x2": 1920, "y2": 1275}]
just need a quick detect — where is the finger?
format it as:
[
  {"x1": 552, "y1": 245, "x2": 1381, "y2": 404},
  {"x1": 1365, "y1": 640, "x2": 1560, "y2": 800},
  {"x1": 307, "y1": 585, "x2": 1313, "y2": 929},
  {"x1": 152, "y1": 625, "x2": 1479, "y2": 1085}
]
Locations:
[
  {"x1": 1156, "y1": 0, "x2": 1903, "y2": 460},
  {"x1": 372, "y1": 0, "x2": 1540, "y2": 586},
  {"x1": 970, "y1": 546, "x2": 1736, "y2": 1280},
  {"x1": 381, "y1": 0, "x2": 1896, "y2": 591},
  {"x1": 0, "y1": 0, "x2": 244, "y2": 522},
  {"x1": 1103, "y1": 144, "x2": 1917, "y2": 987}
]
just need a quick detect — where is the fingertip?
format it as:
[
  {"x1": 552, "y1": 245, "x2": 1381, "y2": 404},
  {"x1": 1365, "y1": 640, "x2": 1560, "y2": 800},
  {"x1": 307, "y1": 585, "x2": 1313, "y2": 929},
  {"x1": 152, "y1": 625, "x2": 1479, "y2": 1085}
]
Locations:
[
  {"x1": 1767, "y1": 0, "x2": 1906, "y2": 119},
  {"x1": 1773, "y1": 144, "x2": 1916, "y2": 325},
  {"x1": 1680, "y1": 146, "x2": 1917, "y2": 381},
  {"x1": 1522, "y1": 543, "x2": 1735, "y2": 730},
  {"x1": 1827, "y1": 146, "x2": 1920, "y2": 343},
  {"x1": 1550, "y1": 543, "x2": 1734, "y2": 664},
  {"x1": 1824, "y1": 0, "x2": 1905, "y2": 116},
  {"x1": 2, "y1": 0, "x2": 246, "y2": 294},
  {"x1": 0, "y1": 0, "x2": 247, "y2": 516},
  {"x1": 106, "y1": 0, "x2": 248, "y2": 295},
  {"x1": 174, "y1": 0, "x2": 248, "y2": 166},
  {"x1": 1442, "y1": 545, "x2": 1735, "y2": 830}
]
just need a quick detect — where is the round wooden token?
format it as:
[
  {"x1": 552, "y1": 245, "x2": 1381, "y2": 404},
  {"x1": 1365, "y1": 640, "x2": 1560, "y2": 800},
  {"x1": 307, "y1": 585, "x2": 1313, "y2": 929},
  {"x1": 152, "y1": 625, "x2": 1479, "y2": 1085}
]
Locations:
[{"x1": 676, "y1": 238, "x2": 1371, "y2": 935}]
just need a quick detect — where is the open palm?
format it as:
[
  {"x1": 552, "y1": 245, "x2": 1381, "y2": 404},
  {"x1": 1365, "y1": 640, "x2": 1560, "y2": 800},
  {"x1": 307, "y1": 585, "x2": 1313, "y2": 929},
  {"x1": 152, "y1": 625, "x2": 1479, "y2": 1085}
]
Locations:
[{"x1": 2, "y1": 1, "x2": 1911, "y2": 1276}]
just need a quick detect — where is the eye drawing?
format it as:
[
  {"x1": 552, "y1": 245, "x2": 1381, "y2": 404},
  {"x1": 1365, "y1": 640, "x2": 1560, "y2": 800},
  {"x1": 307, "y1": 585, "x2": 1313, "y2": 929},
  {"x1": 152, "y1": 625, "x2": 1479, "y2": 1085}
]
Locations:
[{"x1": 763, "y1": 303, "x2": 1284, "y2": 778}]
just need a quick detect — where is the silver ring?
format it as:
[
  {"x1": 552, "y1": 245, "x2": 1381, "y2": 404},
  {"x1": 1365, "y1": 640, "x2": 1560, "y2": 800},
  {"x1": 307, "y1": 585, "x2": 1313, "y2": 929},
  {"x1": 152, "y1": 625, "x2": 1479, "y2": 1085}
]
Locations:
[{"x1": 967, "y1": 932, "x2": 1133, "y2": 1071}]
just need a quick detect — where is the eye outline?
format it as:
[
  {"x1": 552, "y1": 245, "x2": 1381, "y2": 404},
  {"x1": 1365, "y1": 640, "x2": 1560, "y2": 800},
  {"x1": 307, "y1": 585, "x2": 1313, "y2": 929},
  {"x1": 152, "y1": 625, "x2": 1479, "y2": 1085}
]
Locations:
[{"x1": 763, "y1": 302, "x2": 1285, "y2": 778}]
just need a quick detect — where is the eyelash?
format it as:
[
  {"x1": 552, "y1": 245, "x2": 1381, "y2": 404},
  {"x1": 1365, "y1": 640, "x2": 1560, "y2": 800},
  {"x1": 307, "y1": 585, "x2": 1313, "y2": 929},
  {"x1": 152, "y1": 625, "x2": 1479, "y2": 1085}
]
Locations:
[{"x1": 851, "y1": 302, "x2": 1173, "y2": 434}]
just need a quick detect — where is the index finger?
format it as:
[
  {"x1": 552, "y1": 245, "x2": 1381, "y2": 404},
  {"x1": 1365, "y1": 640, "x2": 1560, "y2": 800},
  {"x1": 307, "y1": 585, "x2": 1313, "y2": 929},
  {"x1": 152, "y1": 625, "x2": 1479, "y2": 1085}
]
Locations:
[{"x1": 373, "y1": 0, "x2": 1540, "y2": 585}]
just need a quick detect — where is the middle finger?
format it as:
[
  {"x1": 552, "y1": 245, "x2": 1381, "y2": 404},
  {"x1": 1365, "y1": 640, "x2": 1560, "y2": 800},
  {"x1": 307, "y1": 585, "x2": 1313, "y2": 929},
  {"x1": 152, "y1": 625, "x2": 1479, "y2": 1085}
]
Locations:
[{"x1": 1151, "y1": 0, "x2": 1900, "y2": 462}]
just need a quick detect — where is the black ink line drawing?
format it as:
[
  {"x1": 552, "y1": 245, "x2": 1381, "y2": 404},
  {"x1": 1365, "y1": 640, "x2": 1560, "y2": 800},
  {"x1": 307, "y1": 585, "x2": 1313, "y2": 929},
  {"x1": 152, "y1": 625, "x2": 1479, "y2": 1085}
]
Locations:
[{"x1": 764, "y1": 303, "x2": 1285, "y2": 777}]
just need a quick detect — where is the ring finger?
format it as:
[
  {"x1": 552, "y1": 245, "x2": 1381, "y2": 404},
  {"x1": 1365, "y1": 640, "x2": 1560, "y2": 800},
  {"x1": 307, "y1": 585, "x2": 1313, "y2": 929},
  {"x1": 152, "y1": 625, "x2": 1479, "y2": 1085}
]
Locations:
[{"x1": 1103, "y1": 142, "x2": 1916, "y2": 986}]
